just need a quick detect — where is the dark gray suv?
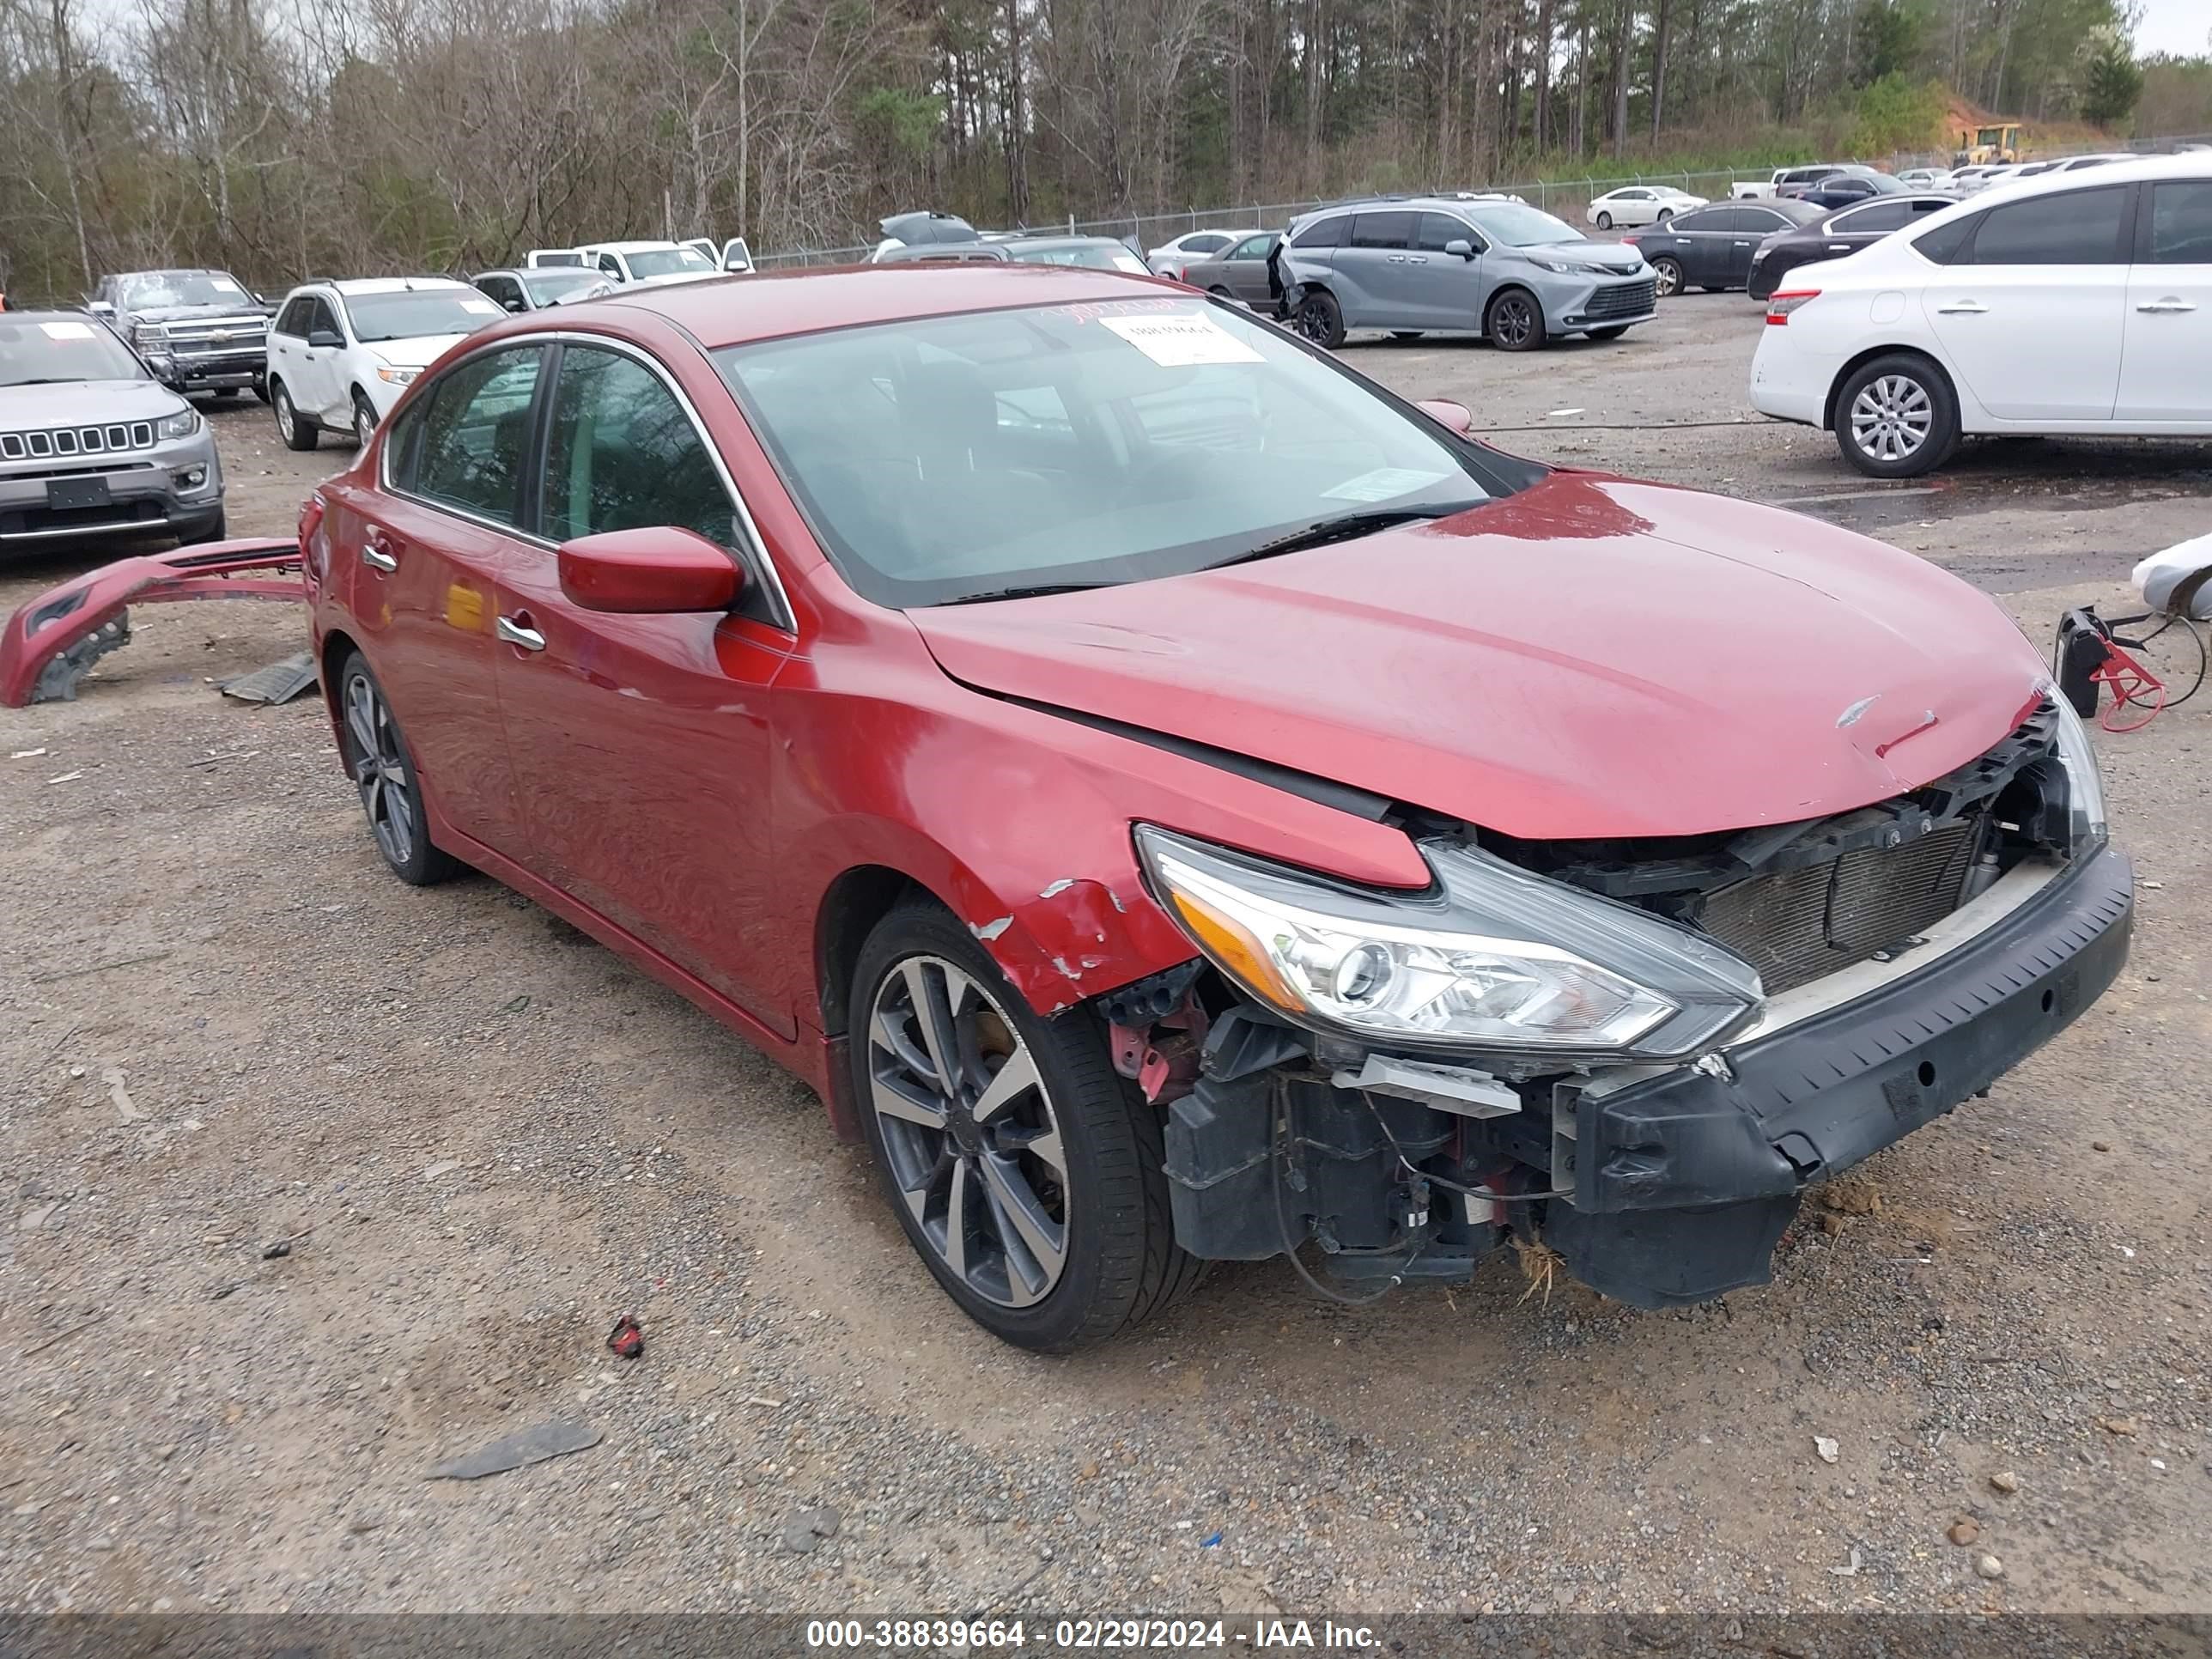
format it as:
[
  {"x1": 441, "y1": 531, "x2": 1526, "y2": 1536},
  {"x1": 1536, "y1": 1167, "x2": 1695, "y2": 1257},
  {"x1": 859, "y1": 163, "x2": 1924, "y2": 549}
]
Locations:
[
  {"x1": 0, "y1": 311, "x2": 226, "y2": 551},
  {"x1": 1280, "y1": 197, "x2": 1657, "y2": 351}
]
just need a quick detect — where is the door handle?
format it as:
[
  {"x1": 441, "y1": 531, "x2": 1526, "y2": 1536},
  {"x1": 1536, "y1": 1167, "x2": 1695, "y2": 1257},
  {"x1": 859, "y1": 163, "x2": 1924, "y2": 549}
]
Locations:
[
  {"x1": 495, "y1": 615, "x2": 546, "y2": 652},
  {"x1": 2136, "y1": 298, "x2": 2197, "y2": 313},
  {"x1": 1826, "y1": 243, "x2": 1850, "y2": 252},
  {"x1": 361, "y1": 531, "x2": 398, "y2": 573},
  {"x1": 1735, "y1": 240, "x2": 1753, "y2": 246},
  {"x1": 1936, "y1": 301, "x2": 1989, "y2": 314}
]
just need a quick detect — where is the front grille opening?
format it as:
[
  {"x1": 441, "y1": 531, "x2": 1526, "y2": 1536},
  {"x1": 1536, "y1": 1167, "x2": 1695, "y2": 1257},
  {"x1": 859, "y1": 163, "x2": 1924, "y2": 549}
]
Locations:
[{"x1": 1469, "y1": 707, "x2": 2069, "y2": 997}]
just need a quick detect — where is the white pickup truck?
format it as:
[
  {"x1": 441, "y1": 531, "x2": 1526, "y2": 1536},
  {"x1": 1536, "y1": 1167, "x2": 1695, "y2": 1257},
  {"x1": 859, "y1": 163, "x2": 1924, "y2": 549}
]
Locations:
[{"x1": 1731, "y1": 164, "x2": 1848, "y2": 200}]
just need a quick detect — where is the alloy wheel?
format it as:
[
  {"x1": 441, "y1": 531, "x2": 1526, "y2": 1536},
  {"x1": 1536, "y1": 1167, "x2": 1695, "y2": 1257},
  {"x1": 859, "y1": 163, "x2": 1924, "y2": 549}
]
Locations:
[
  {"x1": 866, "y1": 956, "x2": 1069, "y2": 1310},
  {"x1": 274, "y1": 386, "x2": 294, "y2": 439},
  {"x1": 1294, "y1": 299, "x2": 1331, "y2": 344},
  {"x1": 1849, "y1": 374, "x2": 1933, "y2": 464},
  {"x1": 1491, "y1": 295, "x2": 1537, "y2": 349},
  {"x1": 355, "y1": 401, "x2": 376, "y2": 448},
  {"x1": 1652, "y1": 258, "x2": 1681, "y2": 298},
  {"x1": 344, "y1": 672, "x2": 415, "y2": 868}
]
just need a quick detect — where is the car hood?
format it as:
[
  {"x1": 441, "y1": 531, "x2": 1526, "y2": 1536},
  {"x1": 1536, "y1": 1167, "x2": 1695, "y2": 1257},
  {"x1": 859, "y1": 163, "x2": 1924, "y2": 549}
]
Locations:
[
  {"x1": 1513, "y1": 240, "x2": 1645, "y2": 275},
  {"x1": 908, "y1": 473, "x2": 2047, "y2": 842},
  {"x1": 129, "y1": 301, "x2": 265, "y2": 324},
  {"x1": 369, "y1": 335, "x2": 472, "y2": 371},
  {"x1": 0, "y1": 379, "x2": 186, "y2": 428}
]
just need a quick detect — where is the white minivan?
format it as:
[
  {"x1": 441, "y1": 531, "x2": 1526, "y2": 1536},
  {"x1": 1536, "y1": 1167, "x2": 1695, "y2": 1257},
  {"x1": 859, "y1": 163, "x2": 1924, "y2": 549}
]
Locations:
[{"x1": 1750, "y1": 154, "x2": 2212, "y2": 476}]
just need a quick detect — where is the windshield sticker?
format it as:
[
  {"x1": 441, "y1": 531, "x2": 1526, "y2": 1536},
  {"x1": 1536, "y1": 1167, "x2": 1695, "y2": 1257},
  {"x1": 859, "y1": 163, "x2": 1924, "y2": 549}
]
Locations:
[
  {"x1": 459, "y1": 298, "x2": 500, "y2": 314},
  {"x1": 210, "y1": 277, "x2": 243, "y2": 294},
  {"x1": 1322, "y1": 466, "x2": 1454, "y2": 504},
  {"x1": 1097, "y1": 312, "x2": 1264, "y2": 367},
  {"x1": 40, "y1": 321, "x2": 96, "y2": 340}
]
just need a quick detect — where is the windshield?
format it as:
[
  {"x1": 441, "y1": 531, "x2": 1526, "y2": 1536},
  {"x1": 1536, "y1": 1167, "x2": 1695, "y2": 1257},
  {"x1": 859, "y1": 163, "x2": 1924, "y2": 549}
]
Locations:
[
  {"x1": 1468, "y1": 203, "x2": 1583, "y2": 246},
  {"x1": 1012, "y1": 244, "x2": 1152, "y2": 274},
  {"x1": 116, "y1": 271, "x2": 252, "y2": 310},
  {"x1": 0, "y1": 317, "x2": 147, "y2": 386},
  {"x1": 522, "y1": 270, "x2": 604, "y2": 303},
  {"x1": 627, "y1": 247, "x2": 717, "y2": 278},
  {"x1": 716, "y1": 296, "x2": 1535, "y2": 608},
  {"x1": 345, "y1": 290, "x2": 501, "y2": 343}
]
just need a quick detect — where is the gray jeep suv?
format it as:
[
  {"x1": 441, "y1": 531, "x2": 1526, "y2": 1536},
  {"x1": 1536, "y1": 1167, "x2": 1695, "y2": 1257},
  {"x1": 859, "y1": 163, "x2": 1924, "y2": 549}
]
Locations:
[
  {"x1": 0, "y1": 312, "x2": 226, "y2": 551},
  {"x1": 89, "y1": 269, "x2": 272, "y2": 400},
  {"x1": 1280, "y1": 197, "x2": 1657, "y2": 350}
]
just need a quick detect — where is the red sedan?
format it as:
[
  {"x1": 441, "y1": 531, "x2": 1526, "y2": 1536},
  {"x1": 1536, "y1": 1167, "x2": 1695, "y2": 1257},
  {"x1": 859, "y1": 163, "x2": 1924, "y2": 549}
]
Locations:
[{"x1": 301, "y1": 264, "x2": 2130, "y2": 1349}]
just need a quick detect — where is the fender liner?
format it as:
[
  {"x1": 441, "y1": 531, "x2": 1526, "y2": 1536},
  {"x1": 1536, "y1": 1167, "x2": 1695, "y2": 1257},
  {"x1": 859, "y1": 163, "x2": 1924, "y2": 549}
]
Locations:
[{"x1": 1, "y1": 538, "x2": 304, "y2": 707}]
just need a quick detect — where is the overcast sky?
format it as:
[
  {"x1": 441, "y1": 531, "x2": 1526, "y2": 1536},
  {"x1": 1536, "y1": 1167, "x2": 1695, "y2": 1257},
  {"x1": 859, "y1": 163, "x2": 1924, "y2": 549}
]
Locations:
[{"x1": 2136, "y1": 0, "x2": 2211, "y2": 58}]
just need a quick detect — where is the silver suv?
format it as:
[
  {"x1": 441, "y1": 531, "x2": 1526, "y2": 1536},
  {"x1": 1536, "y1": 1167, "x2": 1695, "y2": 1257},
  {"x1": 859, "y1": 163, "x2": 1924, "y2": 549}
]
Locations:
[
  {"x1": 0, "y1": 311, "x2": 225, "y2": 552},
  {"x1": 1280, "y1": 198, "x2": 1657, "y2": 351}
]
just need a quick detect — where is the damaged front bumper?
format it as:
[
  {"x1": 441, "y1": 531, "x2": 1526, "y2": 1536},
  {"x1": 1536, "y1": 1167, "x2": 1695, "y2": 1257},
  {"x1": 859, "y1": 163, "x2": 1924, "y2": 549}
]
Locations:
[{"x1": 1161, "y1": 845, "x2": 2132, "y2": 1310}]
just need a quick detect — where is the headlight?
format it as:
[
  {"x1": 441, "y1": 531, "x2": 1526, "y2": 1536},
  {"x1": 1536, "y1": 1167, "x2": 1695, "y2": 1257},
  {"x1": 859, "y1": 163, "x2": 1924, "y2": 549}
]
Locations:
[
  {"x1": 1133, "y1": 826, "x2": 1762, "y2": 1060},
  {"x1": 2045, "y1": 688, "x2": 2108, "y2": 850},
  {"x1": 155, "y1": 407, "x2": 199, "y2": 441},
  {"x1": 375, "y1": 366, "x2": 419, "y2": 386},
  {"x1": 1525, "y1": 258, "x2": 1590, "y2": 274},
  {"x1": 133, "y1": 323, "x2": 168, "y2": 349}
]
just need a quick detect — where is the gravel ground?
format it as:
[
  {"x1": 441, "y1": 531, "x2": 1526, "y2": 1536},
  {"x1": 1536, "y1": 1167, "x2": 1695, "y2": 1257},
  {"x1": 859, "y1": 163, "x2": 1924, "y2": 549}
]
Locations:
[{"x1": 2, "y1": 296, "x2": 2209, "y2": 1625}]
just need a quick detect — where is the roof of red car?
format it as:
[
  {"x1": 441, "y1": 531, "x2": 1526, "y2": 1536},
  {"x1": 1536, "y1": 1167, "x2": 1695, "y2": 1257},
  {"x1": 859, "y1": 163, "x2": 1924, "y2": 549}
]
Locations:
[{"x1": 585, "y1": 263, "x2": 1183, "y2": 349}]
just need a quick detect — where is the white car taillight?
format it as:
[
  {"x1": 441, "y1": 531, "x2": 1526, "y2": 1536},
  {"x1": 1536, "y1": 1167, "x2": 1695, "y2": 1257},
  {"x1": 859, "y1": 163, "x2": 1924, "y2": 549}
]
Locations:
[{"x1": 1765, "y1": 289, "x2": 1820, "y2": 325}]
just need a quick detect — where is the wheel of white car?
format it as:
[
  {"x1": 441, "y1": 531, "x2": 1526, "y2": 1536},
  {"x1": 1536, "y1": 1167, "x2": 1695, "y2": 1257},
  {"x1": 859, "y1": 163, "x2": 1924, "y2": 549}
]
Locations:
[
  {"x1": 1595, "y1": 210, "x2": 1614, "y2": 230},
  {"x1": 1834, "y1": 353, "x2": 1960, "y2": 479},
  {"x1": 1656, "y1": 207, "x2": 1674, "y2": 223},
  {"x1": 271, "y1": 379, "x2": 317, "y2": 452},
  {"x1": 353, "y1": 392, "x2": 379, "y2": 450}
]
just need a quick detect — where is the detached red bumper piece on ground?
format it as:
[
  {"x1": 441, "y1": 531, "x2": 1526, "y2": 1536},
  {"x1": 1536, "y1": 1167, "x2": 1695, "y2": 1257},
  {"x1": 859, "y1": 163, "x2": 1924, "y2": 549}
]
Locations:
[{"x1": 0, "y1": 538, "x2": 304, "y2": 708}]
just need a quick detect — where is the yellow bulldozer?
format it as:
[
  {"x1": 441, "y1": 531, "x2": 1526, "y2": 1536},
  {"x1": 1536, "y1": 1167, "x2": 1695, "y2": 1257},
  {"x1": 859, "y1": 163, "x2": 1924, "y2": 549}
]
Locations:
[{"x1": 1956, "y1": 122, "x2": 2023, "y2": 165}]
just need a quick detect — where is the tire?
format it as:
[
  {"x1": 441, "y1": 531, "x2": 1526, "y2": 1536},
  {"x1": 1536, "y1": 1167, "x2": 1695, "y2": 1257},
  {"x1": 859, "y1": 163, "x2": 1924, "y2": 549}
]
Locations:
[
  {"x1": 252, "y1": 376, "x2": 271, "y2": 405},
  {"x1": 1208, "y1": 285, "x2": 1234, "y2": 299},
  {"x1": 1587, "y1": 325, "x2": 1630, "y2": 340},
  {"x1": 1486, "y1": 287, "x2": 1546, "y2": 352},
  {"x1": 205, "y1": 387, "x2": 237, "y2": 403},
  {"x1": 179, "y1": 508, "x2": 227, "y2": 545},
  {"x1": 336, "y1": 651, "x2": 462, "y2": 887},
  {"x1": 1650, "y1": 256, "x2": 1683, "y2": 298},
  {"x1": 850, "y1": 901, "x2": 1201, "y2": 1352},
  {"x1": 353, "y1": 391, "x2": 379, "y2": 450},
  {"x1": 1833, "y1": 352, "x2": 1960, "y2": 479},
  {"x1": 1595, "y1": 210, "x2": 1613, "y2": 230},
  {"x1": 1656, "y1": 207, "x2": 1674, "y2": 223},
  {"x1": 271, "y1": 379, "x2": 317, "y2": 451},
  {"x1": 1291, "y1": 289, "x2": 1345, "y2": 349}
]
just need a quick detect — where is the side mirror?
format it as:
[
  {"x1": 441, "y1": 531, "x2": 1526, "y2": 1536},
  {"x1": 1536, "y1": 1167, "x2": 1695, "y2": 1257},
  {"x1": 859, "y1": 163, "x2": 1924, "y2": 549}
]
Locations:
[
  {"x1": 1443, "y1": 239, "x2": 1475, "y2": 260},
  {"x1": 557, "y1": 526, "x2": 741, "y2": 614},
  {"x1": 307, "y1": 328, "x2": 343, "y2": 349},
  {"x1": 87, "y1": 300, "x2": 116, "y2": 318},
  {"x1": 1416, "y1": 399, "x2": 1474, "y2": 436},
  {"x1": 503, "y1": 296, "x2": 525, "y2": 313}
]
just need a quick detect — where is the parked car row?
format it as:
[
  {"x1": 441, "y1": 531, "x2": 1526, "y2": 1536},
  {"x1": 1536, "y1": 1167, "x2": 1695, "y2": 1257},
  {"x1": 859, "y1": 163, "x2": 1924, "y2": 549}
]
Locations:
[{"x1": 1752, "y1": 153, "x2": 2212, "y2": 476}]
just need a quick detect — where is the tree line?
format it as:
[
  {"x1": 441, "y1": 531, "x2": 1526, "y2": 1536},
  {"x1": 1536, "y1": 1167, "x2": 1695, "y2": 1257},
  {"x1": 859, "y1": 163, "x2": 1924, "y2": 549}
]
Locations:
[{"x1": 0, "y1": 0, "x2": 2196, "y2": 303}]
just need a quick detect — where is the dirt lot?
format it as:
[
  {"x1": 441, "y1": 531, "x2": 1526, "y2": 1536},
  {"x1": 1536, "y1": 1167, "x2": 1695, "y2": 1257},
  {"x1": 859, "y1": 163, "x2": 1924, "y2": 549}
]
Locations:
[{"x1": 3, "y1": 295, "x2": 2209, "y2": 1624}]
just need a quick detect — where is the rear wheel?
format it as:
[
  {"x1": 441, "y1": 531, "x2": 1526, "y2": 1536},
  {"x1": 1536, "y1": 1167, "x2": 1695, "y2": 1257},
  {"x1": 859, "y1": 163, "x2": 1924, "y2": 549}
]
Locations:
[
  {"x1": 1834, "y1": 353, "x2": 1960, "y2": 479},
  {"x1": 1486, "y1": 288, "x2": 1545, "y2": 352},
  {"x1": 851, "y1": 902, "x2": 1200, "y2": 1352},
  {"x1": 337, "y1": 652, "x2": 461, "y2": 887},
  {"x1": 1208, "y1": 285, "x2": 1234, "y2": 298},
  {"x1": 1291, "y1": 289, "x2": 1345, "y2": 349},
  {"x1": 1650, "y1": 256, "x2": 1683, "y2": 298},
  {"x1": 271, "y1": 379, "x2": 317, "y2": 451}
]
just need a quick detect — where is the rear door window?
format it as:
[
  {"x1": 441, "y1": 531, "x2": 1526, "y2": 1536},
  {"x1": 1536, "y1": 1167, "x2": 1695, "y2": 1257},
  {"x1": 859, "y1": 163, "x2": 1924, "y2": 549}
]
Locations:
[
  {"x1": 409, "y1": 347, "x2": 546, "y2": 526},
  {"x1": 1669, "y1": 209, "x2": 1724, "y2": 233},
  {"x1": 1966, "y1": 186, "x2": 2129, "y2": 264},
  {"x1": 2146, "y1": 181, "x2": 2212, "y2": 264},
  {"x1": 1349, "y1": 212, "x2": 1415, "y2": 250},
  {"x1": 1832, "y1": 200, "x2": 1916, "y2": 234}
]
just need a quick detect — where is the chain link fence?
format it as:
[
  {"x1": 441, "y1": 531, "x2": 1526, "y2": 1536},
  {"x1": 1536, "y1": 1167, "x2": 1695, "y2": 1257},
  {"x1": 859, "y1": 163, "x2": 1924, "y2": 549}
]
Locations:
[{"x1": 750, "y1": 133, "x2": 2212, "y2": 270}]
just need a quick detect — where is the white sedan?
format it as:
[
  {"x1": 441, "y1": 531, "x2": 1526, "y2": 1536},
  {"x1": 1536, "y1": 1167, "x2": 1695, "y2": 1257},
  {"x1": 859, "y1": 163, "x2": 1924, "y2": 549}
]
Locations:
[
  {"x1": 1585, "y1": 186, "x2": 1706, "y2": 229},
  {"x1": 1146, "y1": 228, "x2": 1243, "y2": 277},
  {"x1": 1749, "y1": 153, "x2": 2212, "y2": 477}
]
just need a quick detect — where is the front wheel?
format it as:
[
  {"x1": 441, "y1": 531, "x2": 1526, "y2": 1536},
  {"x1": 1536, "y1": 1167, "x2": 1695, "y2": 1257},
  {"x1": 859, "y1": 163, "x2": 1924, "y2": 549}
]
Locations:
[
  {"x1": 1595, "y1": 210, "x2": 1614, "y2": 230},
  {"x1": 1834, "y1": 354, "x2": 1960, "y2": 479},
  {"x1": 353, "y1": 392, "x2": 379, "y2": 450},
  {"x1": 851, "y1": 902, "x2": 1200, "y2": 1352},
  {"x1": 1656, "y1": 207, "x2": 1674, "y2": 223},
  {"x1": 1291, "y1": 289, "x2": 1345, "y2": 349},
  {"x1": 1486, "y1": 288, "x2": 1545, "y2": 352},
  {"x1": 1650, "y1": 256, "x2": 1682, "y2": 298}
]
